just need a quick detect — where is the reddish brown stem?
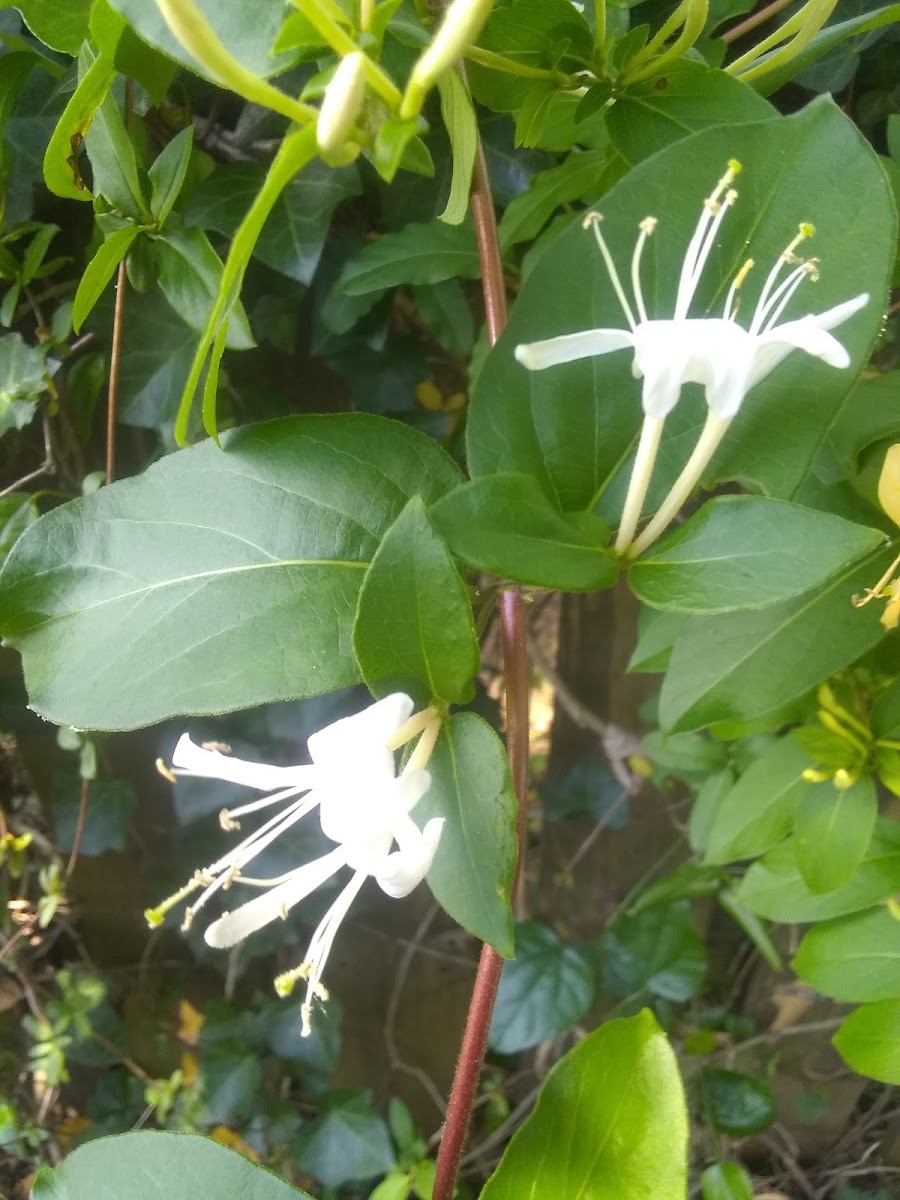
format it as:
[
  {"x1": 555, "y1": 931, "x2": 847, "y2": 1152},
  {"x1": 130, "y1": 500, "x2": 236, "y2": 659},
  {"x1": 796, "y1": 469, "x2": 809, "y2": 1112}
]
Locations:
[
  {"x1": 721, "y1": 0, "x2": 793, "y2": 43},
  {"x1": 105, "y1": 78, "x2": 133, "y2": 485},
  {"x1": 432, "y1": 107, "x2": 530, "y2": 1200},
  {"x1": 65, "y1": 777, "x2": 89, "y2": 880}
]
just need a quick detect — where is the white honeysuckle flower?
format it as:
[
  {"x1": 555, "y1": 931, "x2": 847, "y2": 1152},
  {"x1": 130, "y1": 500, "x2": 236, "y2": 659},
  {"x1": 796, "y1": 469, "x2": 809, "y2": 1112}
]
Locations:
[
  {"x1": 514, "y1": 160, "x2": 869, "y2": 555},
  {"x1": 147, "y1": 693, "x2": 444, "y2": 1035}
]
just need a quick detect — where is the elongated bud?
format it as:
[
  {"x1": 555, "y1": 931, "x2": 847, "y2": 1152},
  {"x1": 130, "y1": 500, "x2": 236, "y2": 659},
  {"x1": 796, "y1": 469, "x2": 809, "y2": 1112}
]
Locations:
[
  {"x1": 317, "y1": 52, "x2": 367, "y2": 159},
  {"x1": 878, "y1": 444, "x2": 900, "y2": 528},
  {"x1": 400, "y1": 0, "x2": 493, "y2": 120}
]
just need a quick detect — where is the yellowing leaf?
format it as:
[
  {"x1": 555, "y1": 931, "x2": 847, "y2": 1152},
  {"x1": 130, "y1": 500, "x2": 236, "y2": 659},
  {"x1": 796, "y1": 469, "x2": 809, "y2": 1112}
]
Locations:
[
  {"x1": 210, "y1": 1126, "x2": 260, "y2": 1163},
  {"x1": 176, "y1": 998, "x2": 204, "y2": 1046}
]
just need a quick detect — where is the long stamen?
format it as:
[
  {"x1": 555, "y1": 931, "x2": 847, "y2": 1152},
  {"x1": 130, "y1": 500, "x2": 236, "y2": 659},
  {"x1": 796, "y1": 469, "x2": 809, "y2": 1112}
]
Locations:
[
  {"x1": 224, "y1": 782, "x2": 310, "y2": 823},
  {"x1": 749, "y1": 222, "x2": 815, "y2": 335},
  {"x1": 759, "y1": 259, "x2": 819, "y2": 334},
  {"x1": 723, "y1": 257, "x2": 754, "y2": 320},
  {"x1": 205, "y1": 793, "x2": 319, "y2": 879},
  {"x1": 583, "y1": 211, "x2": 637, "y2": 332},
  {"x1": 673, "y1": 159, "x2": 741, "y2": 319},
  {"x1": 630, "y1": 217, "x2": 657, "y2": 324},
  {"x1": 144, "y1": 877, "x2": 201, "y2": 927},
  {"x1": 677, "y1": 187, "x2": 738, "y2": 319}
]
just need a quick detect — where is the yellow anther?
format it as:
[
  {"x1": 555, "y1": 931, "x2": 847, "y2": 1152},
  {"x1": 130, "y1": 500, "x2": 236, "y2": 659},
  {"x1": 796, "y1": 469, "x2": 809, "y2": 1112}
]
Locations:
[
  {"x1": 727, "y1": 158, "x2": 743, "y2": 176},
  {"x1": 732, "y1": 258, "x2": 755, "y2": 290},
  {"x1": 639, "y1": 216, "x2": 658, "y2": 235},
  {"x1": 155, "y1": 757, "x2": 176, "y2": 784},
  {"x1": 799, "y1": 222, "x2": 816, "y2": 238},
  {"x1": 724, "y1": 188, "x2": 738, "y2": 206},
  {"x1": 887, "y1": 896, "x2": 900, "y2": 923},
  {"x1": 219, "y1": 809, "x2": 240, "y2": 832},
  {"x1": 582, "y1": 210, "x2": 602, "y2": 230}
]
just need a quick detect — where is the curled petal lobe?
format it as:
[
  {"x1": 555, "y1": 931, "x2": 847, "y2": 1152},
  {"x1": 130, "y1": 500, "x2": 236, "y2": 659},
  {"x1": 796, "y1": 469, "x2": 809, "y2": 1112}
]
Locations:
[
  {"x1": 203, "y1": 845, "x2": 349, "y2": 949},
  {"x1": 374, "y1": 816, "x2": 445, "y2": 899},
  {"x1": 171, "y1": 734, "x2": 315, "y2": 792},
  {"x1": 307, "y1": 692, "x2": 414, "y2": 786},
  {"x1": 515, "y1": 328, "x2": 634, "y2": 371}
]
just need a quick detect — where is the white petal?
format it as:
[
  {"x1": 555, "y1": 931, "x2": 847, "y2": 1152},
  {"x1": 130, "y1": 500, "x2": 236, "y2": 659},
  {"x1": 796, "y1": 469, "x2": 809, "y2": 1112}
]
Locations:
[
  {"x1": 810, "y1": 292, "x2": 870, "y2": 333},
  {"x1": 319, "y1": 766, "x2": 431, "y2": 848},
  {"x1": 171, "y1": 734, "x2": 315, "y2": 792},
  {"x1": 514, "y1": 328, "x2": 634, "y2": 371},
  {"x1": 203, "y1": 845, "x2": 348, "y2": 948},
  {"x1": 746, "y1": 293, "x2": 869, "y2": 392},
  {"x1": 374, "y1": 816, "x2": 445, "y2": 899},
  {"x1": 307, "y1": 693, "x2": 414, "y2": 786}
]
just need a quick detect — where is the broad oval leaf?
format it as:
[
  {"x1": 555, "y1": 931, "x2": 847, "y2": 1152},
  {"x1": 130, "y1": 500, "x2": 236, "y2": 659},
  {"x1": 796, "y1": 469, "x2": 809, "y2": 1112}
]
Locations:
[
  {"x1": 14, "y1": 0, "x2": 91, "y2": 54},
  {"x1": 337, "y1": 220, "x2": 480, "y2": 295},
  {"x1": 833, "y1": 1000, "x2": 900, "y2": 1085},
  {"x1": 31, "y1": 1131, "x2": 311, "y2": 1200},
  {"x1": 481, "y1": 1010, "x2": 688, "y2": 1200},
  {"x1": 793, "y1": 907, "x2": 900, "y2": 1002},
  {"x1": 793, "y1": 776, "x2": 877, "y2": 894},
  {"x1": 415, "y1": 713, "x2": 517, "y2": 956},
  {"x1": 468, "y1": 99, "x2": 894, "y2": 515},
  {"x1": 600, "y1": 902, "x2": 707, "y2": 1006},
  {"x1": 700, "y1": 1162, "x2": 754, "y2": 1200},
  {"x1": 699, "y1": 1068, "x2": 776, "y2": 1136},
  {"x1": 629, "y1": 497, "x2": 883, "y2": 614},
  {"x1": 431, "y1": 473, "x2": 617, "y2": 591},
  {"x1": 735, "y1": 821, "x2": 900, "y2": 922},
  {"x1": 704, "y1": 736, "x2": 811, "y2": 865},
  {"x1": 353, "y1": 497, "x2": 479, "y2": 704},
  {"x1": 658, "y1": 547, "x2": 892, "y2": 733},
  {"x1": 488, "y1": 920, "x2": 594, "y2": 1052},
  {"x1": 0, "y1": 415, "x2": 461, "y2": 729}
]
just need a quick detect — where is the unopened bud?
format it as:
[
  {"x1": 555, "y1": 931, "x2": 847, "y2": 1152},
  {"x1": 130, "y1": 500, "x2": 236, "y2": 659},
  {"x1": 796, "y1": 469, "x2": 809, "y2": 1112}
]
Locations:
[
  {"x1": 400, "y1": 0, "x2": 493, "y2": 120},
  {"x1": 317, "y1": 51, "x2": 367, "y2": 159}
]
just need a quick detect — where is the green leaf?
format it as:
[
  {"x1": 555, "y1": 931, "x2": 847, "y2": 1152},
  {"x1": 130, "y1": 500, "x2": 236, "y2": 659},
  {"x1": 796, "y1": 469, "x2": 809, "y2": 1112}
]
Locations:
[
  {"x1": 30, "y1": 1131, "x2": 312, "y2": 1199},
  {"x1": 628, "y1": 606, "x2": 687, "y2": 673},
  {"x1": 148, "y1": 126, "x2": 194, "y2": 227},
  {"x1": 482, "y1": 1011, "x2": 687, "y2": 1200},
  {"x1": 411, "y1": 280, "x2": 474, "y2": 356},
  {"x1": 338, "y1": 220, "x2": 481, "y2": 296},
  {"x1": 0, "y1": 52, "x2": 38, "y2": 170},
  {"x1": 353, "y1": 497, "x2": 479, "y2": 704},
  {"x1": 371, "y1": 117, "x2": 432, "y2": 185},
  {"x1": 20, "y1": 221, "x2": 59, "y2": 284},
  {"x1": 0, "y1": 331, "x2": 48, "y2": 402},
  {"x1": 295, "y1": 1091, "x2": 395, "y2": 1188},
  {"x1": 498, "y1": 147, "x2": 623, "y2": 251},
  {"x1": 106, "y1": 0, "x2": 295, "y2": 80},
  {"x1": 84, "y1": 89, "x2": 148, "y2": 219},
  {"x1": 468, "y1": 100, "x2": 894, "y2": 514},
  {"x1": 0, "y1": 414, "x2": 461, "y2": 729},
  {"x1": 430, "y1": 473, "x2": 617, "y2": 591},
  {"x1": 154, "y1": 225, "x2": 254, "y2": 349},
  {"x1": 72, "y1": 225, "x2": 142, "y2": 332},
  {"x1": 488, "y1": 920, "x2": 594, "y2": 1053},
  {"x1": 658, "y1": 547, "x2": 893, "y2": 733},
  {"x1": 749, "y1": 6, "x2": 900, "y2": 96},
  {"x1": 735, "y1": 821, "x2": 900, "y2": 922},
  {"x1": 833, "y1": 1000, "x2": 900, "y2": 1085},
  {"x1": 704, "y1": 736, "x2": 811, "y2": 865},
  {"x1": 699, "y1": 1068, "x2": 776, "y2": 1136},
  {"x1": 629, "y1": 863, "x2": 724, "y2": 916},
  {"x1": 13, "y1": 0, "x2": 91, "y2": 54},
  {"x1": 415, "y1": 713, "x2": 517, "y2": 956},
  {"x1": 608, "y1": 61, "x2": 775, "y2": 165},
  {"x1": 0, "y1": 493, "x2": 37, "y2": 565},
  {"x1": 184, "y1": 158, "x2": 361, "y2": 286},
  {"x1": 42, "y1": 48, "x2": 116, "y2": 202},
  {"x1": 437, "y1": 70, "x2": 476, "y2": 225},
  {"x1": 872, "y1": 676, "x2": 900, "y2": 739},
  {"x1": 174, "y1": 125, "x2": 319, "y2": 442},
  {"x1": 600, "y1": 901, "x2": 707, "y2": 1006},
  {"x1": 629, "y1": 497, "x2": 883, "y2": 614},
  {"x1": 793, "y1": 776, "x2": 877, "y2": 894},
  {"x1": 718, "y1": 887, "x2": 782, "y2": 971},
  {"x1": 700, "y1": 1162, "x2": 754, "y2": 1200},
  {"x1": 793, "y1": 907, "x2": 900, "y2": 1002}
]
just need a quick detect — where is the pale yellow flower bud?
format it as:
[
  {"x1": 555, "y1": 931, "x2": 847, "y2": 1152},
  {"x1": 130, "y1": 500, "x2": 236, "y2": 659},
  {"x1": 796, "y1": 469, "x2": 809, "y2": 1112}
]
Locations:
[
  {"x1": 400, "y1": 0, "x2": 493, "y2": 120},
  {"x1": 317, "y1": 51, "x2": 367, "y2": 159}
]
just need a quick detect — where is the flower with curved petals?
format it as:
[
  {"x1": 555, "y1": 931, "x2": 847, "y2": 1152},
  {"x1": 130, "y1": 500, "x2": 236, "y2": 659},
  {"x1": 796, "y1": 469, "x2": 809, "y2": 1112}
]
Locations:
[
  {"x1": 514, "y1": 160, "x2": 869, "y2": 555},
  {"x1": 146, "y1": 694, "x2": 444, "y2": 1034}
]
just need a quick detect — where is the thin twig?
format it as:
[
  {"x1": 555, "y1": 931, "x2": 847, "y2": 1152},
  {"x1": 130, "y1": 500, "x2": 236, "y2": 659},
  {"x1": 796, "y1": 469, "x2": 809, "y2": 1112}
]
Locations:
[
  {"x1": 105, "y1": 77, "x2": 133, "y2": 485},
  {"x1": 721, "y1": 0, "x2": 794, "y2": 43},
  {"x1": 564, "y1": 789, "x2": 629, "y2": 874},
  {"x1": 0, "y1": 408, "x2": 54, "y2": 499},
  {"x1": 383, "y1": 903, "x2": 447, "y2": 1118},
  {"x1": 64, "y1": 777, "x2": 89, "y2": 881}
]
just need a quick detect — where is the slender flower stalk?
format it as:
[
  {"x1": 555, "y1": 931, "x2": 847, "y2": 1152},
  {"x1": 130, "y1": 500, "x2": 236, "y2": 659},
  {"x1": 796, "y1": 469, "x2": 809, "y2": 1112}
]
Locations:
[
  {"x1": 515, "y1": 159, "x2": 868, "y2": 558},
  {"x1": 146, "y1": 694, "x2": 444, "y2": 1035}
]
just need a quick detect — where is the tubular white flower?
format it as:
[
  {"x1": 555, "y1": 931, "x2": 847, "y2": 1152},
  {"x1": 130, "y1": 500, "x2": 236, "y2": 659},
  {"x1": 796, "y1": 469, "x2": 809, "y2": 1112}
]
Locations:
[
  {"x1": 146, "y1": 694, "x2": 444, "y2": 1034},
  {"x1": 514, "y1": 161, "x2": 869, "y2": 554}
]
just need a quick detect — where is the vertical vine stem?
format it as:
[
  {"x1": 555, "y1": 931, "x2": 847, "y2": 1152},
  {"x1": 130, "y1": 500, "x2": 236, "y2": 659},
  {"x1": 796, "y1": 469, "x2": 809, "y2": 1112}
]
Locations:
[
  {"x1": 105, "y1": 78, "x2": 133, "y2": 485},
  {"x1": 432, "y1": 131, "x2": 530, "y2": 1200}
]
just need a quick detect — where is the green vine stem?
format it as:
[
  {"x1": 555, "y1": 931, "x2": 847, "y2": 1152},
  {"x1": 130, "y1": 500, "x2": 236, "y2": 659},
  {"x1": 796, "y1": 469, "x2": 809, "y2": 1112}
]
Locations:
[{"x1": 431, "y1": 131, "x2": 530, "y2": 1200}]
